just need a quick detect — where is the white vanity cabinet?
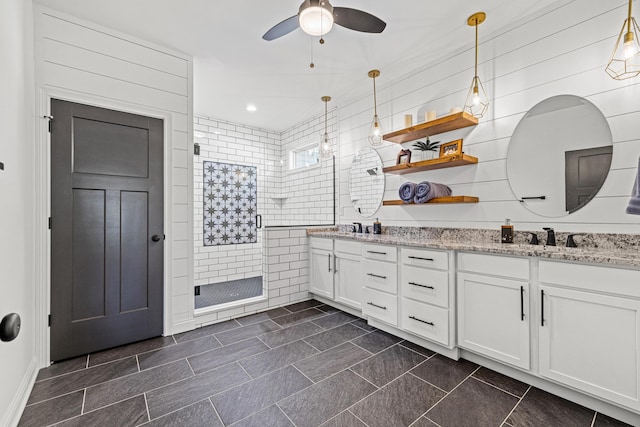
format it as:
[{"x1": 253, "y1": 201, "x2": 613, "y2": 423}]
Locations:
[
  {"x1": 539, "y1": 261, "x2": 640, "y2": 411},
  {"x1": 400, "y1": 248, "x2": 454, "y2": 347},
  {"x1": 310, "y1": 238, "x2": 363, "y2": 309},
  {"x1": 361, "y1": 244, "x2": 398, "y2": 326},
  {"x1": 457, "y1": 252, "x2": 531, "y2": 370},
  {"x1": 334, "y1": 240, "x2": 363, "y2": 310},
  {"x1": 309, "y1": 238, "x2": 334, "y2": 299}
]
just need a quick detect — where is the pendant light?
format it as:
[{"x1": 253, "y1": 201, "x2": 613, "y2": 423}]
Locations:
[
  {"x1": 367, "y1": 69, "x2": 383, "y2": 146},
  {"x1": 463, "y1": 12, "x2": 489, "y2": 118},
  {"x1": 606, "y1": 0, "x2": 640, "y2": 80},
  {"x1": 320, "y1": 96, "x2": 333, "y2": 158}
]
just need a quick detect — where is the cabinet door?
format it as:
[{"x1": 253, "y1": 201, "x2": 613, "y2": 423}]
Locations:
[
  {"x1": 457, "y1": 273, "x2": 530, "y2": 370},
  {"x1": 539, "y1": 285, "x2": 640, "y2": 410},
  {"x1": 335, "y1": 252, "x2": 362, "y2": 310},
  {"x1": 310, "y1": 248, "x2": 334, "y2": 299}
]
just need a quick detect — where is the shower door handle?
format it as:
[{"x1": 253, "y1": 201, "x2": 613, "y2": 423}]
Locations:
[{"x1": 256, "y1": 215, "x2": 262, "y2": 228}]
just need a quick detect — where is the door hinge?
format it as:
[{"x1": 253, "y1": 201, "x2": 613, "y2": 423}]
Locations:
[
  {"x1": 48, "y1": 217, "x2": 52, "y2": 229},
  {"x1": 48, "y1": 314, "x2": 51, "y2": 327},
  {"x1": 43, "y1": 115, "x2": 53, "y2": 133}
]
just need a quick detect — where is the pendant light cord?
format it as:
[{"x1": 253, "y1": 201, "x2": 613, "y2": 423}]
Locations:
[
  {"x1": 373, "y1": 76, "x2": 378, "y2": 116},
  {"x1": 629, "y1": 0, "x2": 633, "y2": 34},
  {"x1": 324, "y1": 99, "x2": 328, "y2": 133},
  {"x1": 474, "y1": 21, "x2": 479, "y2": 80}
]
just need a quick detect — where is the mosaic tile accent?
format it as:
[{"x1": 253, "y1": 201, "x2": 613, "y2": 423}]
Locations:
[{"x1": 203, "y1": 161, "x2": 257, "y2": 246}]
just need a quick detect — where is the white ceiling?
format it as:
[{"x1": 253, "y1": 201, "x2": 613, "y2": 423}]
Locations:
[{"x1": 33, "y1": 0, "x2": 561, "y2": 132}]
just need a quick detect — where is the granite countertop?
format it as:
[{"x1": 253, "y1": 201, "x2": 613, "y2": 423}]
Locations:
[{"x1": 307, "y1": 227, "x2": 640, "y2": 268}]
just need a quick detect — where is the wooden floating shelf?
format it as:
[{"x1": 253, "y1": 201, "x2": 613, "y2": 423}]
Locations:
[
  {"x1": 383, "y1": 196, "x2": 479, "y2": 205},
  {"x1": 383, "y1": 112, "x2": 478, "y2": 144},
  {"x1": 383, "y1": 154, "x2": 478, "y2": 175}
]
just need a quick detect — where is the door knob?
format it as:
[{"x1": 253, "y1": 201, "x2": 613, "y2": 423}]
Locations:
[
  {"x1": 151, "y1": 234, "x2": 162, "y2": 242},
  {"x1": 0, "y1": 313, "x2": 21, "y2": 342}
]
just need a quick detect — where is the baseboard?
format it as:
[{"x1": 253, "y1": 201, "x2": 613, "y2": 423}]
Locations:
[{"x1": 0, "y1": 356, "x2": 38, "y2": 427}]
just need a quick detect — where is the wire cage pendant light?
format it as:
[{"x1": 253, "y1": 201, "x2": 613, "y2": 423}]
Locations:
[
  {"x1": 463, "y1": 12, "x2": 489, "y2": 118},
  {"x1": 367, "y1": 69, "x2": 384, "y2": 146},
  {"x1": 606, "y1": 0, "x2": 640, "y2": 80},
  {"x1": 320, "y1": 96, "x2": 333, "y2": 158}
]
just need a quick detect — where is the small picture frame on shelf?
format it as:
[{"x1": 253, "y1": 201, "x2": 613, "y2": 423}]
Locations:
[
  {"x1": 396, "y1": 149, "x2": 412, "y2": 165},
  {"x1": 439, "y1": 139, "x2": 463, "y2": 158}
]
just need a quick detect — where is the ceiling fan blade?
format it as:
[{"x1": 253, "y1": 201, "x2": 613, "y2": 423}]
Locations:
[
  {"x1": 263, "y1": 15, "x2": 299, "y2": 41},
  {"x1": 333, "y1": 7, "x2": 386, "y2": 33}
]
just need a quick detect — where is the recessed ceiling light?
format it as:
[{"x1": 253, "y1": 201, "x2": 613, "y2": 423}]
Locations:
[{"x1": 246, "y1": 104, "x2": 257, "y2": 112}]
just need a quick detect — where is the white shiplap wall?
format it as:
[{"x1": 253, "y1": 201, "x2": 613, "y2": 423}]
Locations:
[
  {"x1": 338, "y1": 0, "x2": 640, "y2": 234},
  {"x1": 193, "y1": 116, "x2": 280, "y2": 287},
  {"x1": 33, "y1": 7, "x2": 195, "y2": 341}
]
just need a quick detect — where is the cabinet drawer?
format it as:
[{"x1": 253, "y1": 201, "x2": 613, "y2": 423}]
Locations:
[
  {"x1": 310, "y1": 237, "x2": 333, "y2": 251},
  {"x1": 401, "y1": 265, "x2": 449, "y2": 308},
  {"x1": 362, "y1": 244, "x2": 398, "y2": 262},
  {"x1": 401, "y1": 298, "x2": 449, "y2": 346},
  {"x1": 540, "y1": 261, "x2": 640, "y2": 298},
  {"x1": 401, "y1": 248, "x2": 448, "y2": 270},
  {"x1": 363, "y1": 259, "x2": 397, "y2": 294},
  {"x1": 457, "y1": 252, "x2": 529, "y2": 280},
  {"x1": 334, "y1": 239, "x2": 361, "y2": 255},
  {"x1": 363, "y1": 287, "x2": 398, "y2": 326}
]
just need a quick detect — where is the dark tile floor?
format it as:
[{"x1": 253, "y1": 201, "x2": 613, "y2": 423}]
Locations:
[{"x1": 19, "y1": 300, "x2": 632, "y2": 427}]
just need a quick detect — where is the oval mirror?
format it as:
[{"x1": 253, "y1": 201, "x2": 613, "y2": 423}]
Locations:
[
  {"x1": 507, "y1": 95, "x2": 613, "y2": 218},
  {"x1": 349, "y1": 147, "x2": 385, "y2": 217}
]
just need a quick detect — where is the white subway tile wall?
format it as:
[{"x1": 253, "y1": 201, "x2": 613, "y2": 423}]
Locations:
[
  {"x1": 278, "y1": 108, "x2": 338, "y2": 226},
  {"x1": 192, "y1": 228, "x2": 310, "y2": 327},
  {"x1": 193, "y1": 116, "x2": 280, "y2": 286}
]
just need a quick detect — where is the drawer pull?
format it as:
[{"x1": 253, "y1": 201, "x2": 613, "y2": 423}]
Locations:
[
  {"x1": 367, "y1": 273, "x2": 387, "y2": 279},
  {"x1": 409, "y1": 282, "x2": 434, "y2": 290},
  {"x1": 408, "y1": 256, "x2": 434, "y2": 261},
  {"x1": 367, "y1": 250, "x2": 388, "y2": 255},
  {"x1": 367, "y1": 302, "x2": 387, "y2": 310},
  {"x1": 409, "y1": 316, "x2": 434, "y2": 326}
]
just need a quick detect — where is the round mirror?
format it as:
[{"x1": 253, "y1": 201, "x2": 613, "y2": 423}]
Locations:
[
  {"x1": 507, "y1": 95, "x2": 613, "y2": 218},
  {"x1": 349, "y1": 147, "x2": 385, "y2": 217}
]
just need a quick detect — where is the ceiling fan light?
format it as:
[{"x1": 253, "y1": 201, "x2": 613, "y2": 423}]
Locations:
[{"x1": 299, "y1": 5, "x2": 334, "y2": 36}]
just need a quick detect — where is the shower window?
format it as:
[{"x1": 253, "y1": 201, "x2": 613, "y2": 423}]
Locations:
[{"x1": 289, "y1": 143, "x2": 319, "y2": 171}]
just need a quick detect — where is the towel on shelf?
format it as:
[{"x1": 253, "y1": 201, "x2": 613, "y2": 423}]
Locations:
[
  {"x1": 414, "y1": 181, "x2": 452, "y2": 204},
  {"x1": 626, "y1": 157, "x2": 640, "y2": 215},
  {"x1": 399, "y1": 182, "x2": 417, "y2": 203}
]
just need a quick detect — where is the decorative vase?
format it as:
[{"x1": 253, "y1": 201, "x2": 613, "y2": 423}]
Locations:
[{"x1": 419, "y1": 150, "x2": 436, "y2": 161}]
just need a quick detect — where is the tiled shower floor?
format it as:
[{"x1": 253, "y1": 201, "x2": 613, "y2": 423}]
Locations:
[{"x1": 19, "y1": 300, "x2": 631, "y2": 427}]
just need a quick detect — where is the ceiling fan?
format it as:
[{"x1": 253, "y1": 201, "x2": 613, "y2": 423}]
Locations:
[{"x1": 262, "y1": 0, "x2": 386, "y2": 41}]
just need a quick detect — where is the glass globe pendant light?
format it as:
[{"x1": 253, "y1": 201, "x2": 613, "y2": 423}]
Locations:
[
  {"x1": 320, "y1": 96, "x2": 333, "y2": 158},
  {"x1": 367, "y1": 69, "x2": 383, "y2": 146}
]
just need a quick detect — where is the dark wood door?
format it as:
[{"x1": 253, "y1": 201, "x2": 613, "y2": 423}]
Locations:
[
  {"x1": 50, "y1": 99, "x2": 164, "y2": 361},
  {"x1": 565, "y1": 146, "x2": 613, "y2": 214}
]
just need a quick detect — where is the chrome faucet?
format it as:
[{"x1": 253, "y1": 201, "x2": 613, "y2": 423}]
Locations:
[
  {"x1": 543, "y1": 227, "x2": 556, "y2": 246},
  {"x1": 353, "y1": 222, "x2": 363, "y2": 233}
]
